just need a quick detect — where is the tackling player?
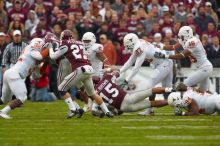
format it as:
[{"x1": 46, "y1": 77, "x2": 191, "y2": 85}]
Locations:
[
  {"x1": 0, "y1": 38, "x2": 49, "y2": 119},
  {"x1": 154, "y1": 26, "x2": 213, "y2": 91},
  {"x1": 92, "y1": 70, "x2": 173, "y2": 116},
  {"x1": 168, "y1": 84, "x2": 220, "y2": 116},
  {"x1": 119, "y1": 33, "x2": 173, "y2": 115},
  {"x1": 49, "y1": 30, "x2": 113, "y2": 118}
]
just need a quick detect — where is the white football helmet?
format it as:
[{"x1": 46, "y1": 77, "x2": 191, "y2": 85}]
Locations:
[
  {"x1": 30, "y1": 38, "x2": 45, "y2": 51},
  {"x1": 123, "y1": 33, "x2": 139, "y2": 51},
  {"x1": 82, "y1": 32, "x2": 96, "y2": 49},
  {"x1": 167, "y1": 92, "x2": 182, "y2": 107},
  {"x1": 178, "y1": 26, "x2": 193, "y2": 46}
]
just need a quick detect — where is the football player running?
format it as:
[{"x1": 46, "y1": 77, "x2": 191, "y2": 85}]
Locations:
[
  {"x1": 154, "y1": 26, "x2": 213, "y2": 91},
  {"x1": 81, "y1": 32, "x2": 111, "y2": 112},
  {"x1": 0, "y1": 38, "x2": 49, "y2": 119},
  {"x1": 119, "y1": 33, "x2": 173, "y2": 115},
  {"x1": 92, "y1": 70, "x2": 173, "y2": 117},
  {"x1": 168, "y1": 84, "x2": 220, "y2": 116},
  {"x1": 49, "y1": 30, "x2": 113, "y2": 118}
]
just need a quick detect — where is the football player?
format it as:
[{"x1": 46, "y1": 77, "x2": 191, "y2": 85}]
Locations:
[
  {"x1": 0, "y1": 38, "x2": 49, "y2": 119},
  {"x1": 168, "y1": 84, "x2": 220, "y2": 116},
  {"x1": 154, "y1": 26, "x2": 213, "y2": 91},
  {"x1": 119, "y1": 33, "x2": 173, "y2": 115},
  {"x1": 49, "y1": 30, "x2": 113, "y2": 118},
  {"x1": 92, "y1": 70, "x2": 173, "y2": 117}
]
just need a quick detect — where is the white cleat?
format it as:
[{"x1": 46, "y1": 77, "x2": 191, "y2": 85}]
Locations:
[
  {"x1": 0, "y1": 111, "x2": 12, "y2": 119},
  {"x1": 138, "y1": 108, "x2": 154, "y2": 116}
]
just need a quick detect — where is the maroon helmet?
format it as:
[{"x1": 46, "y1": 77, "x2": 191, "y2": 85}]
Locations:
[
  {"x1": 44, "y1": 32, "x2": 57, "y2": 43},
  {"x1": 60, "y1": 30, "x2": 73, "y2": 41}
]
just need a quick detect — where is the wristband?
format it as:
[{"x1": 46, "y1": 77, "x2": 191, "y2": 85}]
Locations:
[{"x1": 165, "y1": 54, "x2": 169, "y2": 59}]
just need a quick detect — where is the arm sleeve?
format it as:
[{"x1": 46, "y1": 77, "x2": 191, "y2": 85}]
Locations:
[
  {"x1": 2, "y1": 45, "x2": 10, "y2": 67},
  {"x1": 126, "y1": 52, "x2": 146, "y2": 81},
  {"x1": 30, "y1": 50, "x2": 43, "y2": 61},
  {"x1": 49, "y1": 45, "x2": 68, "y2": 60},
  {"x1": 120, "y1": 53, "x2": 137, "y2": 73}
]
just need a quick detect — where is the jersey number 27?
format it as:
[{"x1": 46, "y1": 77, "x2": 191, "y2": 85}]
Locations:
[{"x1": 71, "y1": 44, "x2": 87, "y2": 60}]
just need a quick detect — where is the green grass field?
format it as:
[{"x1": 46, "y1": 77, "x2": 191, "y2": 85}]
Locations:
[{"x1": 0, "y1": 101, "x2": 220, "y2": 146}]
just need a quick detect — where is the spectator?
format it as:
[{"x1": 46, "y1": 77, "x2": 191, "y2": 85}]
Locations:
[
  {"x1": 147, "y1": 0, "x2": 162, "y2": 16},
  {"x1": 50, "y1": 6, "x2": 63, "y2": 25},
  {"x1": 8, "y1": 0, "x2": 27, "y2": 23},
  {"x1": 64, "y1": 0, "x2": 83, "y2": 17},
  {"x1": 96, "y1": 22, "x2": 113, "y2": 42},
  {"x1": 31, "y1": 16, "x2": 51, "y2": 38},
  {"x1": 136, "y1": 6, "x2": 148, "y2": 23},
  {"x1": 209, "y1": 36, "x2": 220, "y2": 67},
  {"x1": 194, "y1": 5, "x2": 214, "y2": 33},
  {"x1": 163, "y1": 0, "x2": 175, "y2": 15},
  {"x1": 111, "y1": 0, "x2": 124, "y2": 15},
  {"x1": 127, "y1": 12, "x2": 139, "y2": 33},
  {"x1": 152, "y1": 33, "x2": 164, "y2": 49},
  {"x1": 113, "y1": 20, "x2": 130, "y2": 45},
  {"x1": 164, "y1": 29, "x2": 176, "y2": 45},
  {"x1": 108, "y1": 13, "x2": 120, "y2": 34},
  {"x1": 34, "y1": 4, "x2": 47, "y2": 18},
  {"x1": 99, "y1": 1, "x2": 115, "y2": 21},
  {"x1": 173, "y1": 2, "x2": 187, "y2": 24},
  {"x1": 201, "y1": 34, "x2": 213, "y2": 59},
  {"x1": 8, "y1": 16, "x2": 25, "y2": 36},
  {"x1": 205, "y1": 1, "x2": 219, "y2": 27},
  {"x1": 135, "y1": 22, "x2": 146, "y2": 38},
  {"x1": 31, "y1": 64, "x2": 55, "y2": 102},
  {"x1": 172, "y1": 21, "x2": 181, "y2": 41},
  {"x1": 25, "y1": 10, "x2": 39, "y2": 38},
  {"x1": 0, "y1": 0, "x2": 8, "y2": 32},
  {"x1": 52, "y1": 23, "x2": 62, "y2": 39},
  {"x1": 104, "y1": 10, "x2": 114, "y2": 23},
  {"x1": 99, "y1": 34, "x2": 117, "y2": 65},
  {"x1": 148, "y1": 22, "x2": 160, "y2": 40},
  {"x1": 90, "y1": 0, "x2": 101, "y2": 18},
  {"x1": 2, "y1": 30, "x2": 27, "y2": 71},
  {"x1": 184, "y1": 13, "x2": 201, "y2": 35},
  {"x1": 0, "y1": 32, "x2": 6, "y2": 95},
  {"x1": 76, "y1": 17, "x2": 99, "y2": 39},
  {"x1": 65, "y1": 20, "x2": 78, "y2": 40},
  {"x1": 203, "y1": 22, "x2": 220, "y2": 43},
  {"x1": 129, "y1": 0, "x2": 145, "y2": 12},
  {"x1": 159, "y1": 13, "x2": 173, "y2": 34}
]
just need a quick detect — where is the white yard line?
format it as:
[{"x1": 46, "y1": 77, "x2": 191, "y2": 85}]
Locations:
[{"x1": 145, "y1": 135, "x2": 220, "y2": 140}]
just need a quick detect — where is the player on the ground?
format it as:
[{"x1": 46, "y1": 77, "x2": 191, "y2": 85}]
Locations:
[
  {"x1": 154, "y1": 26, "x2": 213, "y2": 91},
  {"x1": 118, "y1": 33, "x2": 173, "y2": 115},
  {"x1": 49, "y1": 30, "x2": 113, "y2": 118},
  {"x1": 0, "y1": 38, "x2": 49, "y2": 119},
  {"x1": 168, "y1": 84, "x2": 220, "y2": 116},
  {"x1": 92, "y1": 70, "x2": 173, "y2": 117}
]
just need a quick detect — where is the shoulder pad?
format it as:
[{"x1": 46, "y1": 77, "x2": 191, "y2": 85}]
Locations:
[
  {"x1": 184, "y1": 37, "x2": 199, "y2": 49},
  {"x1": 92, "y1": 43, "x2": 103, "y2": 52}
]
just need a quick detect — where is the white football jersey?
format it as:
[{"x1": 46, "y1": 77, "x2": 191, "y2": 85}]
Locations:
[
  {"x1": 85, "y1": 43, "x2": 104, "y2": 77},
  {"x1": 182, "y1": 89, "x2": 219, "y2": 114},
  {"x1": 133, "y1": 39, "x2": 170, "y2": 67},
  {"x1": 12, "y1": 45, "x2": 39, "y2": 79},
  {"x1": 183, "y1": 37, "x2": 212, "y2": 68}
]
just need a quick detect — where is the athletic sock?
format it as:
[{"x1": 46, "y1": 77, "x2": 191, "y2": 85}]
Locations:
[
  {"x1": 64, "y1": 97, "x2": 76, "y2": 111},
  {"x1": 99, "y1": 102, "x2": 110, "y2": 114},
  {"x1": 73, "y1": 100, "x2": 80, "y2": 109},
  {"x1": 1, "y1": 105, "x2": 11, "y2": 114}
]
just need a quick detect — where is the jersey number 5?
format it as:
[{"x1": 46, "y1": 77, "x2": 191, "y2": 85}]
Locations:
[
  {"x1": 105, "y1": 83, "x2": 119, "y2": 97},
  {"x1": 71, "y1": 44, "x2": 87, "y2": 59}
]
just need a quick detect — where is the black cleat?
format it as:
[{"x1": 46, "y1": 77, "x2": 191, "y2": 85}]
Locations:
[
  {"x1": 76, "y1": 108, "x2": 84, "y2": 118},
  {"x1": 66, "y1": 110, "x2": 76, "y2": 119},
  {"x1": 105, "y1": 112, "x2": 114, "y2": 118}
]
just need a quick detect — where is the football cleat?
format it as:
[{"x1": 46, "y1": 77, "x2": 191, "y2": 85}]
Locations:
[
  {"x1": 105, "y1": 112, "x2": 114, "y2": 118},
  {"x1": 0, "y1": 111, "x2": 12, "y2": 119},
  {"x1": 66, "y1": 110, "x2": 76, "y2": 119},
  {"x1": 76, "y1": 108, "x2": 84, "y2": 118},
  {"x1": 92, "y1": 110, "x2": 105, "y2": 118}
]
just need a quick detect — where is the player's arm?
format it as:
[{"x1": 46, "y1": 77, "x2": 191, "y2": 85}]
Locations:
[
  {"x1": 120, "y1": 54, "x2": 137, "y2": 74},
  {"x1": 154, "y1": 49, "x2": 191, "y2": 60},
  {"x1": 2, "y1": 45, "x2": 10, "y2": 69},
  {"x1": 183, "y1": 99, "x2": 200, "y2": 116},
  {"x1": 125, "y1": 53, "x2": 145, "y2": 82},
  {"x1": 30, "y1": 48, "x2": 49, "y2": 61},
  {"x1": 151, "y1": 87, "x2": 175, "y2": 94},
  {"x1": 96, "y1": 52, "x2": 111, "y2": 67},
  {"x1": 49, "y1": 45, "x2": 68, "y2": 60},
  {"x1": 163, "y1": 43, "x2": 182, "y2": 51}
]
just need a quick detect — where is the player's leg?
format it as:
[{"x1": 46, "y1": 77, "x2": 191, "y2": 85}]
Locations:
[
  {"x1": 184, "y1": 65, "x2": 213, "y2": 90},
  {"x1": 215, "y1": 96, "x2": 220, "y2": 114},
  {"x1": 82, "y1": 75, "x2": 113, "y2": 117},
  {"x1": 162, "y1": 67, "x2": 173, "y2": 99}
]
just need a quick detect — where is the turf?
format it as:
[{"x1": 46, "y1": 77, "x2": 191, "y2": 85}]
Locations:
[{"x1": 0, "y1": 101, "x2": 220, "y2": 146}]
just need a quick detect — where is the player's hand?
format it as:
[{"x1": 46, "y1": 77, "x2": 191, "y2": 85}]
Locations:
[
  {"x1": 154, "y1": 52, "x2": 167, "y2": 59},
  {"x1": 120, "y1": 80, "x2": 128, "y2": 89},
  {"x1": 165, "y1": 87, "x2": 176, "y2": 92},
  {"x1": 42, "y1": 42, "x2": 51, "y2": 49}
]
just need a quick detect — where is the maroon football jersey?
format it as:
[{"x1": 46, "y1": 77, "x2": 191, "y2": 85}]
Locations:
[
  {"x1": 95, "y1": 74, "x2": 127, "y2": 110},
  {"x1": 60, "y1": 39, "x2": 90, "y2": 71}
]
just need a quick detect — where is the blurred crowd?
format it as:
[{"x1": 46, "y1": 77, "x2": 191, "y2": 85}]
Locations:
[{"x1": 0, "y1": 0, "x2": 219, "y2": 100}]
